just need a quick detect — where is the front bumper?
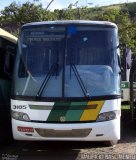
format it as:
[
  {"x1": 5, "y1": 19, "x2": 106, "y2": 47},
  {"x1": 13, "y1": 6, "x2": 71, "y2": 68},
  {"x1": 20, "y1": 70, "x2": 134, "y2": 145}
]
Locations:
[{"x1": 12, "y1": 118, "x2": 120, "y2": 141}]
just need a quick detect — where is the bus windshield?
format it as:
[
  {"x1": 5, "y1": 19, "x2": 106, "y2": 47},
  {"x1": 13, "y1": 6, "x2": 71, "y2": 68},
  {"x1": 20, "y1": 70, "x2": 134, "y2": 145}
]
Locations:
[{"x1": 13, "y1": 25, "x2": 120, "y2": 99}]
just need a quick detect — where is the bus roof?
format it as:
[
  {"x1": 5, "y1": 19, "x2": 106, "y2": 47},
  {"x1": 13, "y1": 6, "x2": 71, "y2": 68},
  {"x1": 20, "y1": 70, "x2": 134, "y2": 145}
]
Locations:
[
  {"x1": 0, "y1": 28, "x2": 17, "y2": 44},
  {"x1": 22, "y1": 20, "x2": 117, "y2": 28}
]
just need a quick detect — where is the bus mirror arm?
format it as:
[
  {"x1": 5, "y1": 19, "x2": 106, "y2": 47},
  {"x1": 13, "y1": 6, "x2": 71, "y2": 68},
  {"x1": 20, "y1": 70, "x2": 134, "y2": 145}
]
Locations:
[
  {"x1": 118, "y1": 55, "x2": 122, "y2": 75},
  {"x1": 120, "y1": 67, "x2": 124, "y2": 75}
]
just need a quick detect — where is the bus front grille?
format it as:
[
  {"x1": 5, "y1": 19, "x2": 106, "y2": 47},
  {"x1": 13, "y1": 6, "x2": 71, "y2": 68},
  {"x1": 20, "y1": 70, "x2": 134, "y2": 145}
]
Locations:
[{"x1": 35, "y1": 128, "x2": 91, "y2": 138}]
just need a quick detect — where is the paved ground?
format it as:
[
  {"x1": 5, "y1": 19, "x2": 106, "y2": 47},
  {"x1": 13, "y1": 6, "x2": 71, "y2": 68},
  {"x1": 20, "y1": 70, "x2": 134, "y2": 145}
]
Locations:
[{"x1": 0, "y1": 110, "x2": 136, "y2": 160}]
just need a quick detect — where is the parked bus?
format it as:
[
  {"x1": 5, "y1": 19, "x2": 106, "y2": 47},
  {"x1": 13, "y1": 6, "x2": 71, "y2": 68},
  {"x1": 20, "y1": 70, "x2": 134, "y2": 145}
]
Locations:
[
  {"x1": 120, "y1": 44, "x2": 136, "y2": 121},
  {"x1": 121, "y1": 44, "x2": 132, "y2": 102},
  {"x1": 0, "y1": 28, "x2": 17, "y2": 143},
  {"x1": 11, "y1": 21, "x2": 121, "y2": 146}
]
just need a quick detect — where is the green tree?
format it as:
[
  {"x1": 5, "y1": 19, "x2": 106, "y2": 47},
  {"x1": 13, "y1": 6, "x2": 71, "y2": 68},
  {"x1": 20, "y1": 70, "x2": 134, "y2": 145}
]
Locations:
[
  {"x1": 1, "y1": 1, "x2": 136, "y2": 54},
  {"x1": 0, "y1": 2, "x2": 44, "y2": 35}
]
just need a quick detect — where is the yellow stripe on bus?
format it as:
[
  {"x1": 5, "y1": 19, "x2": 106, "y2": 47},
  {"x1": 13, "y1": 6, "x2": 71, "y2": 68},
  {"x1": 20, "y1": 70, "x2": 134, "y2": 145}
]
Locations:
[{"x1": 80, "y1": 101, "x2": 105, "y2": 121}]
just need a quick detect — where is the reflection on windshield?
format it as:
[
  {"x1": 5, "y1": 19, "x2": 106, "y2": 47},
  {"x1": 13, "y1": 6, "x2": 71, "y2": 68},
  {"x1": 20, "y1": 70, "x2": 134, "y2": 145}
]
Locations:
[{"x1": 13, "y1": 25, "x2": 120, "y2": 98}]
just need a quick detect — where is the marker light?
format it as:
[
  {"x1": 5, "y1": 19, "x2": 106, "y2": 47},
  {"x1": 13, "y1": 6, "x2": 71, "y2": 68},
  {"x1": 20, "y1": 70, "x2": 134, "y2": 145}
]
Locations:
[{"x1": 11, "y1": 110, "x2": 30, "y2": 122}]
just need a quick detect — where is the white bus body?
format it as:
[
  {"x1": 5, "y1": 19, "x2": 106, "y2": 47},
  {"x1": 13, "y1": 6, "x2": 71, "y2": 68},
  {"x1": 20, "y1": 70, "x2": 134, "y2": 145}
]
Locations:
[
  {"x1": 11, "y1": 99, "x2": 121, "y2": 141},
  {"x1": 11, "y1": 21, "x2": 121, "y2": 145}
]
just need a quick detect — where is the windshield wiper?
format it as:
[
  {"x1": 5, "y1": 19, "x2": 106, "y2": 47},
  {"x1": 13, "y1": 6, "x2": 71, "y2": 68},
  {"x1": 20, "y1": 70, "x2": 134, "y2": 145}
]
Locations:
[
  {"x1": 36, "y1": 63, "x2": 58, "y2": 98},
  {"x1": 71, "y1": 64, "x2": 90, "y2": 99}
]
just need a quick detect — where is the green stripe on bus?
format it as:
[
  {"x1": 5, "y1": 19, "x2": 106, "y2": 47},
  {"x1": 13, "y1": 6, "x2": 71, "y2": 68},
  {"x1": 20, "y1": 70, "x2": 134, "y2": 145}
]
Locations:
[
  {"x1": 121, "y1": 82, "x2": 129, "y2": 89},
  {"x1": 121, "y1": 81, "x2": 136, "y2": 89},
  {"x1": 47, "y1": 102, "x2": 71, "y2": 121},
  {"x1": 65, "y1": 102, "x2": 87, "y2": 121}
]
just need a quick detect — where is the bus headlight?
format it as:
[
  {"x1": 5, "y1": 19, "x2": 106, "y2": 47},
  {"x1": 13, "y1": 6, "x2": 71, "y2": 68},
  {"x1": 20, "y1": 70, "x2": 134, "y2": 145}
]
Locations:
[
  {"x1": 11, "y1": 110, "x2": 30, "y2": 122},
  {"x1": 96, "y1": 110, "x2": 121, "y2": 122}
]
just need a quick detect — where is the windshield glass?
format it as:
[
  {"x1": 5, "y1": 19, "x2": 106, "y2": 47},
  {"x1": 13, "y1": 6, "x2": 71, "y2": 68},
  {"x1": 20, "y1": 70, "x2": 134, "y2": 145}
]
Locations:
[{"x1": 13, "y1": 24, "x2": 120, "y2": 99}]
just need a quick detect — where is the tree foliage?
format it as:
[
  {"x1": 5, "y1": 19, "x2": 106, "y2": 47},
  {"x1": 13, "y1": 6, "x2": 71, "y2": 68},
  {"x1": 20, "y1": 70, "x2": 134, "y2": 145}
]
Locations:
[{"x1": 0, "y1": 1, "x2": 136, "y2": 53}]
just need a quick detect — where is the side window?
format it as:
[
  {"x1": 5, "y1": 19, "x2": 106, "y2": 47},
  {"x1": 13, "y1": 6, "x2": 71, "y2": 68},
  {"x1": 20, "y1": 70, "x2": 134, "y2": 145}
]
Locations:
[
  {"x1": 4, "y1": 45, "x2": 15, "y2": 77},
  {"x1": 0, "y1": 38, "x2": 16, "y2": 79}
]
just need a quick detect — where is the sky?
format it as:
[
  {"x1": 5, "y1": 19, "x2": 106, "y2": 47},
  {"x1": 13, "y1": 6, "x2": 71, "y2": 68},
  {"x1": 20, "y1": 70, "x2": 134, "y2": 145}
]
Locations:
[{"x1": 0, "y1": 0, "x2": 136, "y2": 10}]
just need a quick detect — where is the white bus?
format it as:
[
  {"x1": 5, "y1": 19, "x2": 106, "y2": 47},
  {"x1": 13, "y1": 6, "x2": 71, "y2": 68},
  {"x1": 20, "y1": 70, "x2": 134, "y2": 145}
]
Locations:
[{"x1": 11, "y1": 21, "x2": 121, "y2": 146}]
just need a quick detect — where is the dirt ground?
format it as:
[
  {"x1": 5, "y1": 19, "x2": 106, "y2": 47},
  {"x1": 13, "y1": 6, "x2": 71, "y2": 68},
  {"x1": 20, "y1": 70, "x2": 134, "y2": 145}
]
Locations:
[{"x1": 0, "y1": 110, "x2": 136, "y2": 160}]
